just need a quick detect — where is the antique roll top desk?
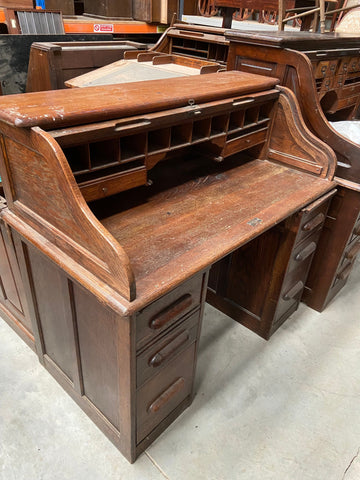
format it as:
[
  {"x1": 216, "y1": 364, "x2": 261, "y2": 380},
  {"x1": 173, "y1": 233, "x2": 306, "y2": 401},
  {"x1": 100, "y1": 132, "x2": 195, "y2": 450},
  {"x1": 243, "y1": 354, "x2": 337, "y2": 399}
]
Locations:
[
  {"x1": 225, "y1": 31, "x2": 360, "y2": 312},
  {"x1": 62, "y1": 26, "x2": 360, "y2": 313},
  {"x1": 0, "y1": 72, "x2": 336, "y2": 462}
]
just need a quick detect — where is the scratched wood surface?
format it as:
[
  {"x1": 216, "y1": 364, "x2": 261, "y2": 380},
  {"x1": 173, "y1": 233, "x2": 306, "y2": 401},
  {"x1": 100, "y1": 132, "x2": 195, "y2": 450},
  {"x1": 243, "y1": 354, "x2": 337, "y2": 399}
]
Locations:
[
  {"x1": 0, "y1": 72, "x2": 278, "y2": 129},
  {"x1": 99, "y1": 158, "x2": 334, "y2": 300}
]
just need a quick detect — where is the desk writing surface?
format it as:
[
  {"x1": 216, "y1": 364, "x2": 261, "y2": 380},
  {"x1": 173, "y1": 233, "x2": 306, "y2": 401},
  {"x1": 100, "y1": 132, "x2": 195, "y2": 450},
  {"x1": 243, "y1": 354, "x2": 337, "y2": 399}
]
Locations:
[
  {"x1": 97, "y1": 158, "x2": 335, "y2": 302},
  {"x1": 65, "y1": 59, "x2": 204, "y2": 89}
]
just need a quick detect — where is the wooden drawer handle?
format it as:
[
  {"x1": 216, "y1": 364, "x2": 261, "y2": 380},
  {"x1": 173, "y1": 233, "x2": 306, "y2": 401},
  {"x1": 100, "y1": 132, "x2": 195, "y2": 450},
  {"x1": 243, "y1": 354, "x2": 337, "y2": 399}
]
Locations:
[
  {"x1": 345, "y1": 241, "x2": 360, "y2": 260},
  {"x1": 283, "y1": 281, "x2": 304, "y2": 301},
  {"x1": 295, "y1": 242, "x2": 317, "y2": 262},
  {"x1": 178, "y1": 30, "x2": 204, "y2": 38},
  {"x1": 148, "y1": 377, "x2": 185, "y2": 414},
  {"x1": 149, "y1": 331, "x2": 190, "y2": 368},
  {"x1": 149, "y1": 294, "x2": 193, "y2": 330},
  {"x1": 302, "y1": 213, "x2": 325, "y2": 232},
  {"x1": 337, "y1": 263, "x2": 353, "y2": 281}
]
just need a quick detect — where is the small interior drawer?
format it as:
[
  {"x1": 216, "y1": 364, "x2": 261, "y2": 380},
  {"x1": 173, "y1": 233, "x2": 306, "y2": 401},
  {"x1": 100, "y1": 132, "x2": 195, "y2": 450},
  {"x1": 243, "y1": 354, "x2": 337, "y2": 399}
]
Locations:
[
  {"x1": 136, "y1": 343, "x2": 196, "y2": 443},
  {"x1": 136, "y1": 310, "x2": 200, "y2": 387},
  {"x1": 136, "y1": 273, "x2": 204, "y2": 350},
  {"x1": 314, "y1": 60, "x2": 331, "y2": 78}
]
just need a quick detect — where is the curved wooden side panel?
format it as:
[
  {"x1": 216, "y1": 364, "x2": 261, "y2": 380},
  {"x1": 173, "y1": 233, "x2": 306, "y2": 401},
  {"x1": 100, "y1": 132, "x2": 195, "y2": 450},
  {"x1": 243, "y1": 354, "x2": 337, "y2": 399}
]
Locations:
[
  {"x1": 0, "y1": 124, "x2": 136, "y2": 301},
  {"x1": 227, "y1": 43, "x2": 360, "y2": 184},
  {"x1": 268, "y1": 86, "x2": 336, "y2": 179}
]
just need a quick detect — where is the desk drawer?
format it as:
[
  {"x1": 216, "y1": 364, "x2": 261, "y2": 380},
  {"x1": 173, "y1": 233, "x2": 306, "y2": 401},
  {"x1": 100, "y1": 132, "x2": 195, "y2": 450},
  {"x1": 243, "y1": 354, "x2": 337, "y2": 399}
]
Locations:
[
  {"x1": 274, "y1": 271, "x2": 305, "y2": 327},
  {"x1": 335, "y1": 93, "x2": 359, "y2": 111},
  {"x1": 136, "y1": 343, "x2": 196, "y2": 443},
  {"x1": 136, "y1": 273, "x2": 204, "y2": 350},
  {"x1": 344, "y1": 237, "x2": 360, "y2": 262},
  {"x1": 287, "y1": 235, "x2": 318, "y2": 275},
  {"x1": 295, "y1": 197, "x2": 330, "y2": 246},
  {"x1": 314, "y1": 60, "x2": 338, "y2": 79},
  {"x1": 137, "y1": 310, "x2": 200, "y2": 387}
]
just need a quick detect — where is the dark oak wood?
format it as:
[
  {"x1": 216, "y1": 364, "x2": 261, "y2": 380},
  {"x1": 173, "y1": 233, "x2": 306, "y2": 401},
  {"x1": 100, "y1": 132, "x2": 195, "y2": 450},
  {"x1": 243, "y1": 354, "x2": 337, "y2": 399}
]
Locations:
[
  {"x1": 0, "y1": 197, "x2": 33, "y2": 349},
  {"x1": 226, "y1": 30, "x2": 360, "y2": 310},
  {"x1": 0, "y1": 72, "x2": 336, "y2": 462}
]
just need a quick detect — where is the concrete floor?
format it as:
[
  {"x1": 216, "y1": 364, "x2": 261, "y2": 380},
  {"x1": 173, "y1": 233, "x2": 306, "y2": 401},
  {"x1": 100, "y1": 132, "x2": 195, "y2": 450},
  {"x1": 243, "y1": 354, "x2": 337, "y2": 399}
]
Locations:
[{"x1": 1, "y1": 259, "x2": 360, "y2": 479}]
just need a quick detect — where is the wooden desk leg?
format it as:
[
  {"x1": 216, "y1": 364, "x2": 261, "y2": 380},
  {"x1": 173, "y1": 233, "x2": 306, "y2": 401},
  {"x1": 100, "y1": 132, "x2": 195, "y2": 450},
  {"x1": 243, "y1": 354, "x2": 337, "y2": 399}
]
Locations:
[
  {"x1": 278, "y1": 0, "x2": 285, "y2": 31},
  {"x1": 221, "y1": 7, "x2": 236, "y2": 28},
  {"x1": 320, "y1": 0, "x2": 325, "y2": 32}
]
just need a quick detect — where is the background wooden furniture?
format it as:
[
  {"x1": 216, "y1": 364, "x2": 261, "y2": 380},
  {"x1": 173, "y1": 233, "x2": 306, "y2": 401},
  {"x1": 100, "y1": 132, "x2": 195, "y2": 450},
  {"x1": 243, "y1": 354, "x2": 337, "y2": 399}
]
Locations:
[
  {"x1": 0, "y1": 34, "x2": 113, "y2": 95},
  {"x1": 277, "y1": 0, "x2": 338, "y2": 32},
  {"x1": 3, "y1": 8, "x2": 64, "y2": 34},
  {"x1": 226, "y1": 30, "x2": 360, "y2": 311},
  {"x1": 43, "y1": 0, "x2": 75, "y2": 15},
  {"x1": 83, "y1": 0, "x2": 132, "y2": 18},
  {"x1": 0, "y1": 71, "x2": 335, "y2": 461},
  {"x1": 0, "y1": 0, "x2": 34, "y2": 7},
  {"x1": 26, "y1": 40, "x2": 148, "y2": 92},
  {"x1": 64, "y1": 23, "x2": 229, "y2": 88},
  {"x1": 65, "y1": 51, "x2": 223, "y2": 88},
  {"x1": 81, "y1": 0, "x2": 198, "y2": 23}
]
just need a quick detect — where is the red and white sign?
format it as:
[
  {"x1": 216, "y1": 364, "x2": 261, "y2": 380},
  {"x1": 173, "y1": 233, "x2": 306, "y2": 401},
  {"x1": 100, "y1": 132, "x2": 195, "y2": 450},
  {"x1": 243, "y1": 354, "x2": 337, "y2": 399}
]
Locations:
[{"x1": 93, "y1": 24, "x2": 114, "y2": 33}]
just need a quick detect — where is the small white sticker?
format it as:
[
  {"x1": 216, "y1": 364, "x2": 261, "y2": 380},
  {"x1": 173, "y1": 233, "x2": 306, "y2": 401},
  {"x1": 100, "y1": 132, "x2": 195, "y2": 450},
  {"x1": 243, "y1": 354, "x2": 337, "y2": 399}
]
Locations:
[{"x1": 93, "y1": 24, "x2": 114, "y2": 33}]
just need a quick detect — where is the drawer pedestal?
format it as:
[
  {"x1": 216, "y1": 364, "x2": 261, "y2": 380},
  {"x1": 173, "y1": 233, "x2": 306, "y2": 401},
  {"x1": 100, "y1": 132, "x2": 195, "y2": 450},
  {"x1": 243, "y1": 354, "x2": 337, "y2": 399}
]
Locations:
[
  {"x1": 302, "y1": 186, "x2": 360, "y2": 311},
  {"x1": 207, "y1": 191, "x2": 334, "y2": 339}
]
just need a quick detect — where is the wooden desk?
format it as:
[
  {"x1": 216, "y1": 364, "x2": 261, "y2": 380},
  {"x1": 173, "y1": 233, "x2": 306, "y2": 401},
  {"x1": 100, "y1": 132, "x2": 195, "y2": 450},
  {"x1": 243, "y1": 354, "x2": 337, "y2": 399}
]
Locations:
[
  {"x1": 226, "y1": 30, "x2": 360, "y2": 311},
  {"x1": 26, "y1": 40, "x2": 148, "y2": 92},
  {"x1": 0, "y1": 72, "x2": 335, "y2": 462},
  {"x1": 65, "y1": 23, "x2": 229, "y2": 88}
]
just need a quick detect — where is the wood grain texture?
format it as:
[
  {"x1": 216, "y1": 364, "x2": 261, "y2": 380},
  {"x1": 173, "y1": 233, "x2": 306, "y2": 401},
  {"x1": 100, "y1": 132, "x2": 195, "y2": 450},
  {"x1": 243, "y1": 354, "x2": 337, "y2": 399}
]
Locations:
[
  {"x1": 0, "y1": 63, "x2": 338, "y2": 462},
  {"x1": 0, "y1": 125, "x2": 135, "y2": 301},
  {"x1": 226, "y1": 30, "x2": 360, "y2": 309},
  {"x1": 101, "y1": 158, "x2": 334, "y2": 304},
  {"x1": 226, "y1": 34, "x2": 360, "y2": 184},
  {"x1": 0, "y1": 72, "x2": 278, "y2": 129},
  {"x1": 303, "y1": 187, "x2": 360, "y2": 310},
  {"x1": 26, "y1": 41, "x2": 147, "y2": 92}
]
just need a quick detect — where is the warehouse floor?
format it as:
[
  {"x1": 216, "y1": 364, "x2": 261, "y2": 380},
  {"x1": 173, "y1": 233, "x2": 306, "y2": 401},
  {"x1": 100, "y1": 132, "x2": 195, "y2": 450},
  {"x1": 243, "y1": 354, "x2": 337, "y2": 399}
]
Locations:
[{"x1": 1, "y1": 259, "x2": 360, "y2": 480}]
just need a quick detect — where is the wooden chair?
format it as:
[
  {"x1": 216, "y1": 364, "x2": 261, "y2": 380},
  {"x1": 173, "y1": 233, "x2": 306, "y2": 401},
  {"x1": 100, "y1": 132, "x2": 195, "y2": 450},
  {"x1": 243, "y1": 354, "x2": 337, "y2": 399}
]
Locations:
[{"x1": 278, "y1": 0, "x2": 358, "y2": 31}]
